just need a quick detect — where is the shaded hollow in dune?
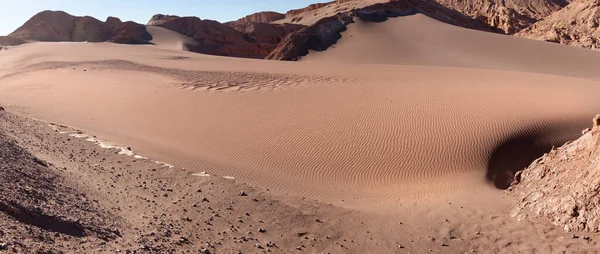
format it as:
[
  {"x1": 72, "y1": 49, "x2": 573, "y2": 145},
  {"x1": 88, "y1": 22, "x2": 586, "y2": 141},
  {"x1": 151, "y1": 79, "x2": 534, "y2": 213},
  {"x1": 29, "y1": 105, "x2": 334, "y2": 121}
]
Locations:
[{"x1": 486, "y1": 133, "x2": 554, "y2": 189}]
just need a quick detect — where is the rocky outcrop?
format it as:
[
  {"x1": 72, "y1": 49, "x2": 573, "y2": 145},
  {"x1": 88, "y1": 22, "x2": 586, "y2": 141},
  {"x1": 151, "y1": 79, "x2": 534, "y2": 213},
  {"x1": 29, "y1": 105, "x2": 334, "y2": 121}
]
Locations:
[
  {"x1": 10, "y1": 10, "x2": 75, "y2": 41},
  {"x1": 0, "y1": 122, "x2": 119, "y2": 243},
  {"x1": 509, "y1": 115, "x2": 600, "y2": 232},
  {"x1": 227, "y1": 22, "x2": 305, "y2": 52},
  {"x1": 0, "y1": 36, "x2": 26, "y2": 46},
  {"x1": 9, "y1": 10, "x2": 152, "y2": 44},
  {"x1": 146, "y1": 14, "x2": 180, "y2": 26},
  {"x1": 268, "y1": 0, "x2": 494, "y2": 60},
  {"x1": 285, "y1": 2, "x2": 335, "y2": 20},
  {"x1": 71, "y1": 16, "x2": 113, "y2": 42},
  {"x1": 266, "y1": 13, "x2": 352, "y2": 60},
  {"x1": 110, "y1": 21, "x2": 152, "y2": 44},
  {"x1": 516, "y1": 0, "x2": 600, "y2": 50},
  {"x1": 228, "y1": 11, "x2": 285, "y2": 24},
  {"x1": 105, "y1": 16, "x2": 123, "y2": 27},
  {"x1": 147, "y1": 15, "x2": 273, "y2": 58},
  {"x1": 433, "y1": 0, "x2": 568, "y2": 34}
]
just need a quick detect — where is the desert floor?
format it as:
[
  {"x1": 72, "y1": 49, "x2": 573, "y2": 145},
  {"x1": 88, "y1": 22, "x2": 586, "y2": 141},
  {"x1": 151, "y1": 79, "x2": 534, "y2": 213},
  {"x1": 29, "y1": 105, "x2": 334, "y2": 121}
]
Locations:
[{"x1": 2, "y1": 14, "x2": 600, "y2": 253}]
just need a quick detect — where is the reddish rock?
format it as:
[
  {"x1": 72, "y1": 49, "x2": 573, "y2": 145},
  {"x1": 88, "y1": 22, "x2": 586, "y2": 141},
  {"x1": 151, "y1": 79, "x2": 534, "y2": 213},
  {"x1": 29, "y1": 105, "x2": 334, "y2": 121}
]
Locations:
[
  {"x1": 72, "y1": 16, "x2": 114, "y2": 42},
  {"x1": 0, "y1": 36, "x2": 26, "y2": 46},
  {"x1": 227, "y1": 22, "x2": 305, "y2": 53},
  {"x1": 268, "y1": 0, "x2": 495, "y2": 61},
  {"x1": 433, "y1": 0, "x2": 568, "y2": 34},
  {"x1": 509, "y1": 115, "x2": 600, "y2": 232},
  {"x1": 267, "y1": 13, "x2": 353, "y2": 61},
  {"x1": 110, "y1": 21, "x2": 152, "y2": 44},
  {"x1": 147, "y1": 15, "x2": 271, "y2": 58},
  {"x1": 105, "y1": 16, "x2": 123, "y2": 27},
  {"x1": 285, "y1": 2, "x2": 335, "y2": 19},
  {"x1": 229, "y1": 11, "x2": 285, "y2": 24},
  {"x1": 9, "y1": 10, "x2": 75, "y2": 41},
  {"x1": 8, "y1": 10, "x2": 151, "y2": 44},
  {"x1": 516, "y1": 0, "x2": 600, "y2": 50},
  {"x1": 146, "y1": 14, "x2": 180, "y2": 26}
]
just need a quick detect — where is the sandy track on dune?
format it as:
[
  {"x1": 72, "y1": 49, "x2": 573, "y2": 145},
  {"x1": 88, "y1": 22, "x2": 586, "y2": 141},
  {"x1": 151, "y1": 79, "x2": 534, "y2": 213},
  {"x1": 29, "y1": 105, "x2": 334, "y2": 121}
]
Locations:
[{"x1": 1, "y1": 60, "x2": 354, "y2": 91}]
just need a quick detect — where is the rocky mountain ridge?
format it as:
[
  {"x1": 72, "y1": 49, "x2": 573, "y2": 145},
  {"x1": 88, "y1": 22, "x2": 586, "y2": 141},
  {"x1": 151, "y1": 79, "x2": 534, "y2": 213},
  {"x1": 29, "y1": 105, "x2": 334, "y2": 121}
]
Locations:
[
  {"x1": 7, "y1": 11, "x2": 152, "y2": 45},
  {"x1": 146, "y1": 14, "x2": 304, "y2": 58},
  {"x1": 2, "y1": 0, "x2": 599, "y2": 58}
]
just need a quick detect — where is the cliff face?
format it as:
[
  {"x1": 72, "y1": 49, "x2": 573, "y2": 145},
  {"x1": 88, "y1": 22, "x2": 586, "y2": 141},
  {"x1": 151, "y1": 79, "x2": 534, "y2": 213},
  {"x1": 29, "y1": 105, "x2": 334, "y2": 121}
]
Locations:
[
  {"x1": 285, "y1": 2, "x2": 334, "y2": 20},
  {"x1": 433, "y1": 0, "x2": 568, "y2": 34},
  {"x1": 147, "y1": 15, "x2": 274, "y2": 58},
  {"x1": 8, "y1": 11, "x2": 152, "y2": 44},
  {"x1": 268, "y1": 0, "x2": 494, "y2": 60},
  {"x1": 516, "y1": 0, "x2": 600, "y2": 50},
  {"x1": 509, "y1": 115, "x2": 600, "y2": 232},
  {"x1": 228, "y1": 11, "x2": 285, "y2": 24}
]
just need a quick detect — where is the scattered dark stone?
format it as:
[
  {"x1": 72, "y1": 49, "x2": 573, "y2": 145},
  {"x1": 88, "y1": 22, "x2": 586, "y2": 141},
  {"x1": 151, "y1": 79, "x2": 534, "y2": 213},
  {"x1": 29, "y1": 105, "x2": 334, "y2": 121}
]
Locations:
[
  {"x1": 0, "y1": 106, "x2": 4, "y2": 111},
  {"x1": 0, "y1": 242, "x2": 8, "y2": 250},
  {"x1": 200, "y1": 248, "x2": 211, "y2": 254},
  {"x1": 297, "y1": 232, "x2": 308, "y2": 237},
  {"x1": 583, "y1": 235, "x2": 590, "y2": 240},
  {"x1": 572, "y1": 234, "x2": 579, "y2": 239},
  {"x1": 315, "y1": 218, "x2": 322, "y2": 223},
  {"x1": 441, "y1": 243, "x2": 449, "y2": 247},
  {"x1": 258, "y1": 228, "x2": 266, "y2": 233},
  {"x1": 266, "y1": 241, "x2": 275, "y2": 247},
  {"x1": 398, "y1": 245, "x2": 404, "y2": 249},
  {"x1": 202, "y1": 197, "x2": 209, "y2": 202},
  {"x1": 33, "y1": 157, "x2": 48, "y2": 167},
  {"x1": 255, "y1": 243, "x2": 262, "y2": 248},
  {"x1": 239, "y1": 191, "x2": 247, "y2": 196}
]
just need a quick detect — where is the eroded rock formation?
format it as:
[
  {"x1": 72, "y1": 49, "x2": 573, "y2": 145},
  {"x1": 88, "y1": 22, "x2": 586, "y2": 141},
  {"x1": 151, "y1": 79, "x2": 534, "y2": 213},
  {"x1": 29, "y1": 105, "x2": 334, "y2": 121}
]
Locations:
[
  {"x1": 516, "y1": 0, "x2": 600, "y2": 50},
  {"x1": 268, "y1": 0, "x2": 494, "y2": 60},
  {"x1": 433, "y1": 0, "x2": 568, "y2": 34},
  {"x1": 8, "y1": 10, "x2": 152, "y2": 44},
  {"x1": 228, "y1": 11, "x2": 285, "y2": 24},
  {"x1": 509, "y1": 115, "x2": 600, "y2": 232}
]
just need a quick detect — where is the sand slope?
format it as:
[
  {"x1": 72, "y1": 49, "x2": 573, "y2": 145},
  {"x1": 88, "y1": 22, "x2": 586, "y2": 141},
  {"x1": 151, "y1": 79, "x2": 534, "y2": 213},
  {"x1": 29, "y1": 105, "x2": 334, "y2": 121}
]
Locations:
[
  {"x1": 146, "y1": 26, "x2": 200, "y2": 52},
  {"x1": 0, "y1": 14, "x2": 599, "y2": 210},
  {"x1": 1, "y1": 11, "x2": 600, "y2": 253},
  {"x1": 303, "y1": 14, "x2": 600, "y2": 80}
]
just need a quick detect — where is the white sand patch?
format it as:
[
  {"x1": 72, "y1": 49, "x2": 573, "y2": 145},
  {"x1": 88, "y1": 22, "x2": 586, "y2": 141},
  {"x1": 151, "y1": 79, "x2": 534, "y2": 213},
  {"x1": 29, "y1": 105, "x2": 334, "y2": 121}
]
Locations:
[
  {"x1": 192, "y1": 172, "x2": 211, "y2": 177},
  {"x1": 47, "y1": 123, "x2": 168, "y2": 168}
]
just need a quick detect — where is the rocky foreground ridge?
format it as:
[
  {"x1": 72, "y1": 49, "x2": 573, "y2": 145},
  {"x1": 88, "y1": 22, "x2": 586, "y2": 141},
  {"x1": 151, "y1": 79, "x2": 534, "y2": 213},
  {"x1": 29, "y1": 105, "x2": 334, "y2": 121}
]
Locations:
[
  {"x1": 509, "y1": 115, "x2": 600, "y2": 232},
  {"x1": 1, "y1": 0, "x2": 599, "y2": 58}
]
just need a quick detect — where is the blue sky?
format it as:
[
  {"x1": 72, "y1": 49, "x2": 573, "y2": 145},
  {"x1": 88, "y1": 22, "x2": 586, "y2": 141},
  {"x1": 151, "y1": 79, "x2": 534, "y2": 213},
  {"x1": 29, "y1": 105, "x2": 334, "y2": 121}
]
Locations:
[{"x1": 0, "y1": 0, "x2": 317, "y2": 35}]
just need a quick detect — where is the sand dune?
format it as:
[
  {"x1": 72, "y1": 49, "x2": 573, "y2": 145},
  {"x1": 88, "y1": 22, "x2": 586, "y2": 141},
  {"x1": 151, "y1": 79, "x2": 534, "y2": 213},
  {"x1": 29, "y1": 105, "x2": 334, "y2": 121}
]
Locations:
[
  {"x1": 146, "y1": 26, "x2": 199, "y2": 52},
  {"x1": 0, "y1": 14, "x2": 599, "y2": 212},
  {"x1": 304, "y1": 14, "x2": 600, "y2": 80}
]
